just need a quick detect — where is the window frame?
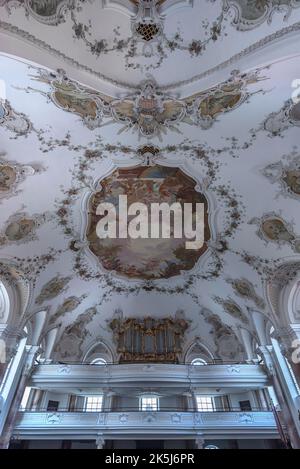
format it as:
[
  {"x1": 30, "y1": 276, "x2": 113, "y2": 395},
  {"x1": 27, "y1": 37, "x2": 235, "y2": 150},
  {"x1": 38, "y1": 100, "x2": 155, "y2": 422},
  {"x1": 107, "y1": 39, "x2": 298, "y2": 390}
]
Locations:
[
  {"x1": 195, "y1": 395, "x2": 215, "y2": 412},
  {"x1": 84, "y1": 395, "x2": 104, "y2": 412},
  {"x1": 139, "y1": 395, "x2": 160, "y2": 412},
  {"x1": 191, "y1": 358, "x2": 207, "y2": 366},
  {"x1": 90, "y1": 358, "x2": 107, "y2": 365}
]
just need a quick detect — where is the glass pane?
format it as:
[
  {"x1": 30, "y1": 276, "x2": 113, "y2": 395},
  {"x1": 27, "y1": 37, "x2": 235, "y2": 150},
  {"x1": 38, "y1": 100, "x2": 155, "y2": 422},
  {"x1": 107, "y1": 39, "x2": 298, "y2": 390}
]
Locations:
[
  {"x1": 191, "y1": 358, "x2": 207, "y2": 365},
  {"x1": 20, "y1": 387, "x2": 31, "y2": 410},
  {"x1": 196, "y1": 396, "x2": 214, "y2": 412},
  {"x1": 141, "y1": 397, "x2": 158, "y2": 411},
  {"x1": 85, "y1": 396, "x2": 103, "y2": 412}
]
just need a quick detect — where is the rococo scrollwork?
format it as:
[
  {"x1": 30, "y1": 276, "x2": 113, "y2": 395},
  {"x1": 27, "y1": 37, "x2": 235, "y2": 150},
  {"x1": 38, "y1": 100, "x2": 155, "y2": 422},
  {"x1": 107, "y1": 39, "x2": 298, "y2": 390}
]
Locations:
[
  {"x1": 0, "y1": 0, "x2": 75, "y2": 25},
  {"x1": 0, "y1": 99, "x2": 32, "y2": 137},
  {"x1": 224, "y1": 0, "x2": 300, "y2": 31},
  {"x1": 25, "y1": 67, "x2": 267, "y2": 137}
]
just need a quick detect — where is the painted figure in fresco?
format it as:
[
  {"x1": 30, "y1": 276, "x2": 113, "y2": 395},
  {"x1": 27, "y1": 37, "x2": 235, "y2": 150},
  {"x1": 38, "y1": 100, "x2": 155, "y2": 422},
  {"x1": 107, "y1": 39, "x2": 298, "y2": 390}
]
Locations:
[
  {"x1": 232, "y1": 279, "x2": 253, "y2": 298},
  {"x1": 50, "y1": 297, "x2": 82, "y2": 324},
  {"x1": 261, "y1": 218, "x2": 294, "y2": 242},
  {"x1": 282, "y1": 170, "x2": 300, "y2": 196},
  {"x1": 5, "y1": 218, "x2": 35, "y2": 241},
  {"x1": 0, "y1": 164, "x2": 17, "y2": 192},
  {"x1": 53, "y1": 89, "x2": 98, "y2": 119},
  {"x1": 64, "y1": 308, "x2": 96, "y2": 337},
  {"x1": 223, "y1": 300, "x2": 248, "y2": 324},
  {"x1": 289, "y1": 102, "x2": 300, "y2": 122},
  {"x1": 203, "y1": 312, "x2": 243, "y2": 360},
  {"x1": 199, "y1": 88, "x2": 242, "y2": 118},
  {"x1": 35, "y1": 276, "x2": 70, "y2": 304},
  {"x1": 230, "y1": 278, "x2": 265, "y2": 308},
  {"x1": 55, "y1": 307, "x2": 96, "y2": 358}
]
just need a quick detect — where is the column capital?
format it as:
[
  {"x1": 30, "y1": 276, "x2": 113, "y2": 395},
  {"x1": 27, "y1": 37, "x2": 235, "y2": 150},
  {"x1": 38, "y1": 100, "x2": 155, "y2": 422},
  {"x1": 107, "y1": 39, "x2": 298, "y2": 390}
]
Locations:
[
  {"x1": 24, "y1": 345, "x2": 40, "y2": 376},
  {"x1": 289, "y1": 324, "x2": 300, "y2": 340},
  {"x1": 239, "y1": 327, "x2": 255, "y2": 361},
  {"x1": 257, "y1": 345, "x2": 276, "y2": 377},
  {"x1": 96, "y1": 437, "x2": 105, "y2": 449},
  {"x1": 195, "y1": 438, "x2": 205, "y2": 449},
  {"x1": 252, "y1": 311, "x2": 268, "y2": 346},
  {"x1": 0, "y1": 325, "x2": 23, "y2": 339}
]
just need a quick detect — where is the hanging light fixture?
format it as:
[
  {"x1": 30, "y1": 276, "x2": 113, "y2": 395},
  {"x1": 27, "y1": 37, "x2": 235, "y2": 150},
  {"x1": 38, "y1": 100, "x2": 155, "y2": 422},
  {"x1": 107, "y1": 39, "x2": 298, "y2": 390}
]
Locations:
[{"x1": 133, "y1": 0, "x2": 163, "y2": 42}]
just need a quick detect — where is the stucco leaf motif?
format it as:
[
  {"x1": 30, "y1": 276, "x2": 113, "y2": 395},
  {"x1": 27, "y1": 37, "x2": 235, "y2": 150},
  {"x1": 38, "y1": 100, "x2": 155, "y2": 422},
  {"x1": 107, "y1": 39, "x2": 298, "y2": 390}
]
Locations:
[
  {"x1": 171, "y1": 413, "x2": 182, "y2": 423},
  {"x1": 194, "y1": 413, "x2": 203, "y2": 425},
  {"x1": 46, "y1": 413, "x2": 62, "y2": 424},
  {"x1": 227, "y1": 364, "x2": 241, "y2": 373},
  {"x1": 239, "y1": 413, "x2": 254, "y2": 424},
  {"x1": 119, "y1": 413, "x2": 129, "y2": 423},
  {"x1": 58, "y1": 364, "x2": 71, "y2": 374},
  {"x1": 142, "y1": 412, "x2": 157, "y2": 423},
  {"x1": 224, "y1": 0, "x2": 300, "y2": 30}
]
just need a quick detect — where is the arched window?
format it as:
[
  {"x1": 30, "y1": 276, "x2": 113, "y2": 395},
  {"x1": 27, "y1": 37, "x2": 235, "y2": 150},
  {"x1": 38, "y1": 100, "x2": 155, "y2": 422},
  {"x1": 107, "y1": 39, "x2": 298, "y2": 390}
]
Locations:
[
  {"x1": 0, "y1": 280, "x2": 10, "y2": 323},
  {"x1": 90, "y1": 358, "x2": 107, "y2": 365},
  {"x1": 191, "y1": 358, "x2": 207, "y2": 366}
]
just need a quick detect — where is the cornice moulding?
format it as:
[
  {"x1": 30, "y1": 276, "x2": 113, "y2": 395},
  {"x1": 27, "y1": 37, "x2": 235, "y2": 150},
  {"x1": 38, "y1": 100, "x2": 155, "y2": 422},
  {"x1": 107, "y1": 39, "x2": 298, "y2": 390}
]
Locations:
[{"x1": 0, "y1": 20, "x2": 300, "y2": 96}]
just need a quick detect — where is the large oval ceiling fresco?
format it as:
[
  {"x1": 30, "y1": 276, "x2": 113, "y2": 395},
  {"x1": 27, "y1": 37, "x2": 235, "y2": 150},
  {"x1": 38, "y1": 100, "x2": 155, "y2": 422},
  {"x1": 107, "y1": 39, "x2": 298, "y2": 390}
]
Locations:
[{"x1": 86, "y1": 165, "x2": 211, "y2": 280}]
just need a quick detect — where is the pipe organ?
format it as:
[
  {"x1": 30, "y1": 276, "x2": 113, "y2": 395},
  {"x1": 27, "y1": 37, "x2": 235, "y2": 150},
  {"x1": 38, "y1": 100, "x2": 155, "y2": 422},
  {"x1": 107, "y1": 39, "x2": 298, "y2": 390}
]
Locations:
[{"x1": 109, "y1": 317, "x2": 188, "y2": 363}]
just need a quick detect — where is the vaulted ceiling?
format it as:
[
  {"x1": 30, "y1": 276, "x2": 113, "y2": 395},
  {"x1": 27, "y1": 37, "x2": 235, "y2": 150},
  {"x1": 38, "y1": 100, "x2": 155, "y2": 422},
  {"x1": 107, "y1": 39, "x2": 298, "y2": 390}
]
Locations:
[{"x1": 0, "y1": 0, "x2": 300, "y2": 361}]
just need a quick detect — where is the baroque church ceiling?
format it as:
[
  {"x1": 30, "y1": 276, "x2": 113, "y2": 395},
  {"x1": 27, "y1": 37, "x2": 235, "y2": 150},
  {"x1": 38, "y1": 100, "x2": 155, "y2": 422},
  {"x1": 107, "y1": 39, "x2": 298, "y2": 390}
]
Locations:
[{"x1": 0, "y1": 0, "x2": 300, "y2": 362}]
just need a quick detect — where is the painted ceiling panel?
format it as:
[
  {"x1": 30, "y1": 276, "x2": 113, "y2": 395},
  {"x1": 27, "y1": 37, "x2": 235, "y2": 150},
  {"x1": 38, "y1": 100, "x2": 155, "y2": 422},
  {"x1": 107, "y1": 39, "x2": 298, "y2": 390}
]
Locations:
[{"x1": 0, "y1": 1, "x2": 299, "y2": 361}]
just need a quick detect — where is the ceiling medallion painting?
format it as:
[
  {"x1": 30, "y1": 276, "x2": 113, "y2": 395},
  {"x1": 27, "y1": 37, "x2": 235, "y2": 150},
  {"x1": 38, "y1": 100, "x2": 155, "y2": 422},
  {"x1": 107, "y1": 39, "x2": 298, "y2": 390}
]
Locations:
[
  {"x1": 49, "y1": 294, "x2": 87, "y2": 325},
  {"x1": 201, "y1": 308, "x2": 244, "y2": 360},
  {"x1": 27, "y1": 68, "x2": 113, "y2": 131},
  {"x1": 55, "y1": 141, "x2": 242, "y2": 284},
  {"x1": 0, "y1": 100, "x2": 32, "y2": 137},
  {"x1": 183, "y1": 69, "x2": 267, "y2": 130},
  {"x1": 224, "y1": 0, "x2": 300, "y2": 30},
  {"x1": 35, "y1": 275, "x2": 71, "y2": 305},
  {"x1": 0, "y1": 0, "x2": 75, "y2": 25},
  {"x1": 27, "y1": 68, "x2": 266, "y2": 137},
  {"x1": 213, "y1": 296, "x2": 249, "y2": 324},
  {"x1": 54, "y1": 306, "x2": 97, "y2": 360},
  {"x1": 0, "y1": 155, "x2": 39, "y2": 202},
  {"x1": 227, "y1": 277, "x2": 265, "y2": 309},
  {"x1": 0, "y1": 210, "x2": 52, "y2": 246},
  {"x1": 249, "y1": 212, "x2": 300, "y2": 253},
  {"x1": 262, "y1": 99, "x2": 300, "y2": 136},
  {"x1": 262, "y1": 154, "x2": 300, "y2": 199},
  {"x1": 85, "y1": 164, "x2": 211, "y2": 280}
]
